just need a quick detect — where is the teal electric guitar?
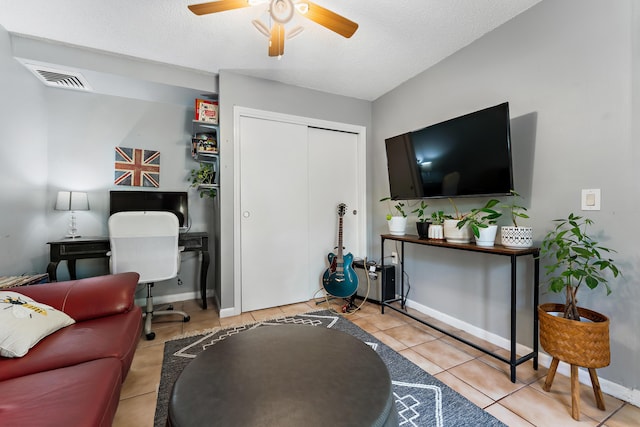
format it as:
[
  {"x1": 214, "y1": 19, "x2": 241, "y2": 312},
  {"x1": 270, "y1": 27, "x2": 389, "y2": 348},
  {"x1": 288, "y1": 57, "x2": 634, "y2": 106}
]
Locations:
[{"x1": 322, "y1": 203, "x2": 358, "y2": 298}]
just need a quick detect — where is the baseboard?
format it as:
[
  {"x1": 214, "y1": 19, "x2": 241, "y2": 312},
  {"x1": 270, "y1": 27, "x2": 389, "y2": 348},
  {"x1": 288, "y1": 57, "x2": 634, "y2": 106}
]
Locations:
[{"x1": 404, "y1": 297, "x2": 640, "y2": 407}]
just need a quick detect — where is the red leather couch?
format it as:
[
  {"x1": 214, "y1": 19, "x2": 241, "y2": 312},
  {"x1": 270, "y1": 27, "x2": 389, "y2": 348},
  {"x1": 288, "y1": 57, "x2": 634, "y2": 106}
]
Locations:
[{"x1": 0, "y1": 272, "x2": 143, "y2": 426}]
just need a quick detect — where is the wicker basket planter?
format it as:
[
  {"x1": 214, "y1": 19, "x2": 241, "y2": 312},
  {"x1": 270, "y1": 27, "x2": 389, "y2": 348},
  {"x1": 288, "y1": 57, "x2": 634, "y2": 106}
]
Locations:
[{"x1": 538, "y1": 303, "x2": 610, "y2": 420}]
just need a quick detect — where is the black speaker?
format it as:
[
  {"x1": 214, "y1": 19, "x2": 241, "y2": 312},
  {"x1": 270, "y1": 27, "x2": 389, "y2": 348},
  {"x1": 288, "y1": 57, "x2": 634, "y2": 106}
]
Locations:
[{"x1": 353, "y1": 260, "x2": 395, "y2": 304}]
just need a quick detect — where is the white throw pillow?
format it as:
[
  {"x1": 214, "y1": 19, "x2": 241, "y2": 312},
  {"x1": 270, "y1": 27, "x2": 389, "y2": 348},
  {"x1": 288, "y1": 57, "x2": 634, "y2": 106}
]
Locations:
[{"x1": 0, "y1": 291, "x2": 75, "y2": 358}]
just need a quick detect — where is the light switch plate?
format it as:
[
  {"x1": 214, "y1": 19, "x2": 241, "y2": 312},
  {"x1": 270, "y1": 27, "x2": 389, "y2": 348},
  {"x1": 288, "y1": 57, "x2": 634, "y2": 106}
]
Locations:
[{"x1": 581, "y1": 189, "x2": 601, "y2": 211}]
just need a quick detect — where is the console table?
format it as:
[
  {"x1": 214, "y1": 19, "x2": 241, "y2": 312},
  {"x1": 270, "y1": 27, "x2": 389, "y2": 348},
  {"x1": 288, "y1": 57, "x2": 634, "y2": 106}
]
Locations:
[
  {"x1": 47, "y1": 232, "x2": 210, "y2": 308},
  {"x1": 381, "y1": 234, "x2": 539, "y2": 383}
]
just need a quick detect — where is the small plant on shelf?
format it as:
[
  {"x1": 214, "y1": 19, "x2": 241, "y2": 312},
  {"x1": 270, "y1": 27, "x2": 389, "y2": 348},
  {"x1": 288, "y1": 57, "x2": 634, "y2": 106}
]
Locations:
[
  {"x1": 456, "y1": 199, "x2": 502, "y2": 238},
  {"x1": 502, "y1": 190, "x2": 529, "y2": 227},
  {"x1": 430, "y1": 210, "x2": 449, "y2": 225},
  {"x1": 380, "y1": 197, "x2": 407, "y2": 220},
  {"x1": 189, "y1": 163, "x2": 217, "y2": 198},
  {"x1": 411, "y1": 201, "x2": 429, "y2": 222}
]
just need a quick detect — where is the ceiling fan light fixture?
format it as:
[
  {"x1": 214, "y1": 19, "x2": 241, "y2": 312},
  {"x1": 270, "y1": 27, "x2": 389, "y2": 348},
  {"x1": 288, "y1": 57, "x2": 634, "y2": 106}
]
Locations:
[
  {"x1": 287, "y1": 25, "x2": 304, "y2": 39},
  {"x1": 294, "y1": 2, "x2": 308, "y2": 14},
  {"x1": 270, "y1": 0, "x2": 295, "y2": 24},
  {"x1": 252, "y1": 19, "x2": 271, "y2": 37}
]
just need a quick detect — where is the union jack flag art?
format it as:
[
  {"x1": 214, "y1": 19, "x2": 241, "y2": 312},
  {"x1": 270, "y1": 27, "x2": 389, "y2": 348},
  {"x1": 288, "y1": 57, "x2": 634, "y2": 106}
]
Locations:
[{"x1": 114, "y1": 147, "x2": 160, "y2": 187}]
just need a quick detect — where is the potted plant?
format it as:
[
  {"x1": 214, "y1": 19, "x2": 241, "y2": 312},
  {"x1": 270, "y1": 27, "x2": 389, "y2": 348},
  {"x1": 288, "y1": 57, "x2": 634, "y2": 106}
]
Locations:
[
  {"x1": 443, "y1": 198, "x2": 472, "y2": 243},
  {"x1": 455, "y1": 199, "x2": 502, "y2": 247},
  {"x1": 538, "y1": 213, "x2": 621, "y2": 420},
  {"x1": 380, "y1": 197, "x2": 407, "y2": 236},
  {"x1": 500, "y1": 190, "x2": 532, "y2": 248},
  {"x1": 411, "y1": 201, "x2": 430, "y2": 238},
  {"x1": 189, "y1": 162, "x2": 217, "y2": 198},
  {"x1": 428, "y1": 210, "x2": 448, "y2": 239}
]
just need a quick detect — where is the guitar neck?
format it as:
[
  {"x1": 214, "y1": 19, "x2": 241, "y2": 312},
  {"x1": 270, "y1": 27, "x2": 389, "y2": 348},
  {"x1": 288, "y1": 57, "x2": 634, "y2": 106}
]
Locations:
[{"x1": 336, "y1": 216, "x2": 344, "y2": 271}]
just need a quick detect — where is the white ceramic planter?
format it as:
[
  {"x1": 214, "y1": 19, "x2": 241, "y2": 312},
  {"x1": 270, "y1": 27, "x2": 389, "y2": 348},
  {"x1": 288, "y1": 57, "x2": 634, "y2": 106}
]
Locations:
[
  {"x1": 501, "y1": 226, "x2": 533, "y2": 248},
  {"x1": 387, "y1": 216, "x2": 407, "y2": 236},
  {"x1": 428, "y1": 224, "x2": 444, "y2": 239},
  {"x1": 443, "y1": 219, "x2": 472, "y2": 243},
  {"x1": 475, "y1": 225, "x2": 498, "y2": 247}
]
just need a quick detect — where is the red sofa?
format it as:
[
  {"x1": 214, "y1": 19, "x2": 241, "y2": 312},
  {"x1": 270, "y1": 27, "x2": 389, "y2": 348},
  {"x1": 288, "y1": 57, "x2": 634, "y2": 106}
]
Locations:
[{"x1": 0, "y1": 272, "x2": 143, "y2": 426}]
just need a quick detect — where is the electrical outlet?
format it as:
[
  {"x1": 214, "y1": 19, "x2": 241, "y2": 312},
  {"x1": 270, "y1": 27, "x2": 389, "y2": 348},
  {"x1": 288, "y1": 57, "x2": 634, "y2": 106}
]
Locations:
[{"x1": 391, "y1": 251, "x2": 398, "y2": 265}]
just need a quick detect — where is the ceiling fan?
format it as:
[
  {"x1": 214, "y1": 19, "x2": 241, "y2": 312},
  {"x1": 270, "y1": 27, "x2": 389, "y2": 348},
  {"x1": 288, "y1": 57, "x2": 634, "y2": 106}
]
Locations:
[{"x1": 188, "y1": 0, "x2": 359, "y2": 57}]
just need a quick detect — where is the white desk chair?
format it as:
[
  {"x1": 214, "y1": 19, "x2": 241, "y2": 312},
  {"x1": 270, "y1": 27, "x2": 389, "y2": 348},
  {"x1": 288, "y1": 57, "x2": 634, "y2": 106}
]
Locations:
[{"x1": 108, "y1": 211, "x2": 190, "y2": 340}]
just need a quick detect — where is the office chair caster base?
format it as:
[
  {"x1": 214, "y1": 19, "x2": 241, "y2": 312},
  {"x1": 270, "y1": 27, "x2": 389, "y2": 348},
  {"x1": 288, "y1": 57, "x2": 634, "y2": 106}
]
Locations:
[
  {"x1": 184, "y1": 315, "x2": 191, "y2": 322},
  {"x1": 146, "y1": 332, "x2": 156, "y2": 340}
]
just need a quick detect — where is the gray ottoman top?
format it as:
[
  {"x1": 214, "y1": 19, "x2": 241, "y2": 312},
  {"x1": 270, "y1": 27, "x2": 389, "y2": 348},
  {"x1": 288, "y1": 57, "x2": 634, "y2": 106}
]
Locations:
[{"x1": 169, "y1": 324, "x2": 395, "y2": 427}]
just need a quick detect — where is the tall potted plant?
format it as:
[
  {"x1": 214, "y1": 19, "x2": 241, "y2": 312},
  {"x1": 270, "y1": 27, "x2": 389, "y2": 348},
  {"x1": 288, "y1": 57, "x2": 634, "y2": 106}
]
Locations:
[
  {"x1": 500, "y1": 190, "x2": 532, "y2": 248},
  {"x1": 455, "y1": 199, "x2": 502, "y2": 247},
  {"x1": 380, "y1": 197, "x2": 407, "y2": 236},
  {"x1": 538, "y1": 213, "x2": 621, "y2": 420}
]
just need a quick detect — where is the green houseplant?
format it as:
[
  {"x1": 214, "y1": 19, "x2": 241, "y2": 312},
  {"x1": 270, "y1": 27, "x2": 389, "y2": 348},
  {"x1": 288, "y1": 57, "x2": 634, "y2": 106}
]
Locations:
[
  {"x1": 455, "y1": 199, "x2": 502, "y2": 246},
  {"x1": 190, "y1": 162, "x2": 217, "y2": 198},
  {"x1": 500, "y1": 190, "x2": 532, "y2": 248},
  {"x1": 443, "y1": 198, "x2": 472, "y2": 243},
  {"x1": 380, "y1": 197, "x2": 407, "y2": 236},
  {"x1": 427, "y1": 210, "x2": 448, "y2": 239},
  {"x1": 411, "y1": 201, "x2": 429, "y2": 238},
  {"x1": 538, "y1": 213, "x2": 621, "y2": 420}
]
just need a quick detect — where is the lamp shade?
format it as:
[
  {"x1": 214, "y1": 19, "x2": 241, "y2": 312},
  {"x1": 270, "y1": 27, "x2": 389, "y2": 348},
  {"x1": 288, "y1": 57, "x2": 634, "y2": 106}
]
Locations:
[{"x1": 55, "y1": 191, "x2": 89, "y2": 211}]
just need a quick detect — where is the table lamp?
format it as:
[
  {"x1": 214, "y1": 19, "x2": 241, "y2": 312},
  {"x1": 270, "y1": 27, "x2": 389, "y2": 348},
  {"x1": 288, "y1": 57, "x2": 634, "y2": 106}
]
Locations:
[{"x1": 55, "y1": 191, "x2": 89, "y2": 238}]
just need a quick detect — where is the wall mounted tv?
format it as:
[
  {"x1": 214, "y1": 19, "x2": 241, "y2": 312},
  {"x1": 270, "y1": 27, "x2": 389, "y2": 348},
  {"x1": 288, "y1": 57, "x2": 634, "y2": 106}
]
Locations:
[
  {"x1": 385, "y1": 102, "x2": 514, "y2": 199},
  {"x1": 109, "y1": 190, "x2": 189, "y2": 228}
]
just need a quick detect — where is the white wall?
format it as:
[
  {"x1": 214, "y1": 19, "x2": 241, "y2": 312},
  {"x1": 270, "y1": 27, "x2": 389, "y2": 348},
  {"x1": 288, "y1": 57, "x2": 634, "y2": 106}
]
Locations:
[{"x1": 372, "y1": 0, "x2": 638, "y2": 393}]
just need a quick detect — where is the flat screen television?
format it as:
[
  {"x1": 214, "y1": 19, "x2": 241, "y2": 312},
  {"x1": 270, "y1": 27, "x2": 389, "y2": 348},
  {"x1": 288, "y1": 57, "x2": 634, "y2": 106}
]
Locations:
[
  {"x1": 385, "y1": 102, "x2": 514, "y2": 199},
  {"x1": 109, "y1": 190, "x2": 189, "y2": 228}
]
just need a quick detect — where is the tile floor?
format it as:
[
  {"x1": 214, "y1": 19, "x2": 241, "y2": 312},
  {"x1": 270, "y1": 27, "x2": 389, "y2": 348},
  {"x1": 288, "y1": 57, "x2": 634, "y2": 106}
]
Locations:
[{"x1": 113, "y1": 298, "x2": 640, "y2": 427}]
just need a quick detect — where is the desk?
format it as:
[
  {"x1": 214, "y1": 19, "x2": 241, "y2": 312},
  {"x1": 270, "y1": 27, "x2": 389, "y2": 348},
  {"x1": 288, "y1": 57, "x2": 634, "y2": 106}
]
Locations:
[
  {"x1": 381, "y1": 234, "x2": 539, "y2": 383},
  {"x1": 47, "y1": 233, "x2": 210, "y2": 308}
]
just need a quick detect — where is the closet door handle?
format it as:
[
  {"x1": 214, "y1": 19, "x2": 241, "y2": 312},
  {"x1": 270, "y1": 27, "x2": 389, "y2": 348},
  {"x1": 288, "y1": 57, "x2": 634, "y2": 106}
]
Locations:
[{"x1": 243, "y1": 211, "x2": 251, "y2": 218}]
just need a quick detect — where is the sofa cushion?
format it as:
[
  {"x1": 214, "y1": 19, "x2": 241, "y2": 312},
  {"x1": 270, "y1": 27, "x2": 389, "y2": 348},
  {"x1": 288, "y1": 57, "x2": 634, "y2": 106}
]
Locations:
[
  {"x1": 0, "y1": 357, "x2": 123, "y2": 427},
  {"x1": 0, "y1": 291, "x2": 75, "y2": 358},
  {"x1": 0, "y1": 306, "x2": 142, "y2": 382}
]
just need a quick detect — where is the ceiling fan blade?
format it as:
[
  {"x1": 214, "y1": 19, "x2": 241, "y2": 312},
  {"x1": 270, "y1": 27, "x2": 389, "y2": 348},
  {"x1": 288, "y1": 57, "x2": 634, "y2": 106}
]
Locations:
[
  {"x1": 302, "y1": 1, "x2": 358, "y2": 38},
  {"x1": 188, "y1": 0, "x2": 250, "y2": 16},
  {"x1": 269, "y1": 23, "x2": 285, "y2": 57}
]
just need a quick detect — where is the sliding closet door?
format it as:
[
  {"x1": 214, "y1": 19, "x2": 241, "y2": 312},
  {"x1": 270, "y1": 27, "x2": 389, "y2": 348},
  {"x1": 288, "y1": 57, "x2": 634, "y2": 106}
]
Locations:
[
  {"x1": 308, "y1": 127, "x2": 361, "y2": 290},
  {"x1": 239, "y1": 116, "x2": 310, "y2": 312}
]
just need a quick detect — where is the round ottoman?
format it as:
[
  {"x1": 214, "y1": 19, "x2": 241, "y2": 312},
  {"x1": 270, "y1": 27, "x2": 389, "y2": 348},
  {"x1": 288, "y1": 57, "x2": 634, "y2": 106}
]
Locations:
[{"x1": 168, "y1": 324, "x2": 398, "y2": 427}]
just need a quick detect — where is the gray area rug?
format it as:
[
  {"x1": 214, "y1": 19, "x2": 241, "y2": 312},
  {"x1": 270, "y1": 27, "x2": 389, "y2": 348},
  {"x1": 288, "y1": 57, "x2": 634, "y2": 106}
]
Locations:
[{"x1": 155, "y1": 310, "x2": 506, "y2": 427}]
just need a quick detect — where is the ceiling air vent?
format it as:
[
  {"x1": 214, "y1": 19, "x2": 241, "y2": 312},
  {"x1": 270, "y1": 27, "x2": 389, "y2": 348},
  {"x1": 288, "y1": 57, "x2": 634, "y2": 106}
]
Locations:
[{"x1": 22, "y1": 63, "x2": 93, "y2": 92}]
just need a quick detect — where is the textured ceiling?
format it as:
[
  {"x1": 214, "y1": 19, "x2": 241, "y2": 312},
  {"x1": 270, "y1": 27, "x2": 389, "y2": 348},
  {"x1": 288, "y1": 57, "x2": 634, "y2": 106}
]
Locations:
[{"x1": 0, "y1": 0, "x2": 542, "y2": 101}]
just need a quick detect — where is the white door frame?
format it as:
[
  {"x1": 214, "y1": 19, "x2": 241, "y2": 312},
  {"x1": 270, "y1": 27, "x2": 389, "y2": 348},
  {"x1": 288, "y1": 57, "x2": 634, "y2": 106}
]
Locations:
[{"x1": 233, "y1": 106, "x2": 367, "y2": 315}]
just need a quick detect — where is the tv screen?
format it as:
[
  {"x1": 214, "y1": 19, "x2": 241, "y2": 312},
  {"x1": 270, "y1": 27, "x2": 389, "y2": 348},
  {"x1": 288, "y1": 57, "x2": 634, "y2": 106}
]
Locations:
[
  {"x1": 385, "y1": 102, "x2": 513, "y2": 199},
  {"x1": 109, "y1": 190, "x2": 189, "y2": 228}
]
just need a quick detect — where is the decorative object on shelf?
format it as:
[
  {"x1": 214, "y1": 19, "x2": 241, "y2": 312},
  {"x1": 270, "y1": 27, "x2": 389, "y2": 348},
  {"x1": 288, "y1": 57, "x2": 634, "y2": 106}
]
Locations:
[
  {"x1": 192, "y1": 133, "x2": 218, "y2": 155},
  {"x1": 114, "y1": 146, "x2": 160, "y2": 187},
  {"x1": 195, "y1": 99, "x2": 218, "y2": 124},
  {"x1": 190, "y1": 163, "x2": 217, "y2": 198},
  {"x1": 427, "y1": 210, "x2": 447, "y2": 240},
  {"x1": 411, "y1": 201, "x2": 430, "y2": 238},
  {"x1": 500, "y1": 190, "x2": 532, "y2": 248},
  {"x1": 380, "y1": 197, "x2": 407, "y2": 236},
  {"x1": 455, "y1": 199, "x2": 502, "y2": 247},
  {"x1": 187, "y1": 0, "x2": 358, "y2": 58},
  {"x1": 538, "y1": 213, "x2": 621, "y2": 421},
  {"x1": 55, "y1": 191, "x2": 89, "y2": 238},
  {"x1": 443, "y1": 198, "x2": 471, "y2": 243}
]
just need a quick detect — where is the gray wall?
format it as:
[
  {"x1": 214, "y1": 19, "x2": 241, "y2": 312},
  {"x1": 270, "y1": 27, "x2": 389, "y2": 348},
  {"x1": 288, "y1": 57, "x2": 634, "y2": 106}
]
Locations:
[
  {"x1": 217, "y1": 71, "x2": 372, "y2": 310},
  {"x1": 0, "y1": 27, "x2": 219, "y2": 302},
  {"x1": 371, "y1": 0, "x2": 638, "y2": 392}
]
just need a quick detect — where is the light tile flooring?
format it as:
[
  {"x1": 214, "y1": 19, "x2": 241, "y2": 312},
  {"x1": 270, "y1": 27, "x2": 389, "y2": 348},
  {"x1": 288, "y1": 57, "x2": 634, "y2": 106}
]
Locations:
[{"x1": 113, "y1": 298, "x2": 640, "y2": 427}]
